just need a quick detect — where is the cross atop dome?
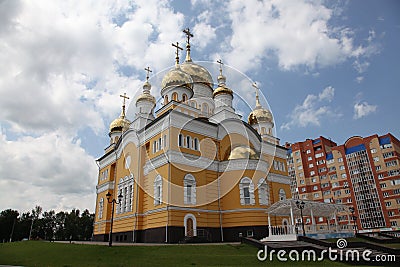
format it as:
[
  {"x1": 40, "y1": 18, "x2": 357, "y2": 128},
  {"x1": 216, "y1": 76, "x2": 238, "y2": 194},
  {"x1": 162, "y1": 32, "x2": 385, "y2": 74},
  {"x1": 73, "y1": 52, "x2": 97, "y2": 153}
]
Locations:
[
  {"x1": 172, "y1": 42, "x2": 183, "y2": 66},
  {"x1": 252, "y1": 82, "x2": 262, "y2": 109},
  {"x1": 144, "y1": 66, "x2": 152, "y2": 81},
  {"x1": 119, "y1": 92, "x2": 130, "y2": 118},
  {"x1": 183, "y1": 28, "x2": 193, "y2": 62}
]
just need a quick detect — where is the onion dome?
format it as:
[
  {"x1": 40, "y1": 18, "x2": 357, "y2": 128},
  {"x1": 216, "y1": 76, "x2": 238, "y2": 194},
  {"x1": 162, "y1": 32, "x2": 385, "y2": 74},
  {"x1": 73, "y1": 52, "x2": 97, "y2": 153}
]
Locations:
[
  {"x1": 213, "y1": 61, "x2": 233, "y2": 97},
  {"x1": 180, "y1": 61, "x2": 213, "y2": 87},
  {"x1": 110, "y1": 93, "x2": 131, "y2": 134},
  {"x1": 160, "y1": 65, "x2": 194, "y2": 94},
  {"x1": 136, "y1": 79, "x2": 156, "y2": 104},
  {"x1": 228, "y1": 145, "x2": 260, "y2": 160},
  {"x1": 248, "y1": 83, "x2": 273, "y2": 125}
]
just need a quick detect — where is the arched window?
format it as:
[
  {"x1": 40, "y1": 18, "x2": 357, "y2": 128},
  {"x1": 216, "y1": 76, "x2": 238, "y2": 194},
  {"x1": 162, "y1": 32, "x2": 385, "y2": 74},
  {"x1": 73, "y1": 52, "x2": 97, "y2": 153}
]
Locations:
[
  {"x1": 182, "y1": 93, "x2": 187, "y2": 102},
  {"x1": 202, "y1": 103, "x2": 208, "y2": 115},
  {"x1": 279, "y1": 188, "x2": 286, "y2": 201},
  {"x1": 117, "y1": 174, "x2": 134, "y2": 214},
  {"x1": 178, "y1": 134, "x2": 183, "y2": 147},
  {"x1": 154, "y1": 175, "x2": 162, "y2": 206},
  {"x1": 239, "y1": 177, "x2": 255, "y2": 205},
  {"x1": 164, "y1": 95, "x2": 169, "y2": 104},
  {"x1": 261, "y1": 127, "x2": 266, "y2": 134},
  {"x1": 194, "y1": 138, "x2": 199, "y2": 151},
  {"x1": 98, "y1": 198, "x2": 104, "y2": 219},
  {"x1": 184, "y1": 174, "x2": 196, "y2": 205},
  {"x1": 186, "y1": 136, "x2": 191, "y2": 149},
  {"x1": 172, "y1": 92, "x2": 178, "y2": 101},
  {"x1": 258, "y1": 178, "x2": 269, "y2": 205}
]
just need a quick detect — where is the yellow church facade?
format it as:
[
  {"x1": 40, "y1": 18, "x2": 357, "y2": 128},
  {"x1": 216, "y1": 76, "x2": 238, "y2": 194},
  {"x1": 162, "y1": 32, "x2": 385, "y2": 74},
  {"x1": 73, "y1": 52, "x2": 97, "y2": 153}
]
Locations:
[{"x1": 93, "y1": 29, "x2": 291, "y2": 243}]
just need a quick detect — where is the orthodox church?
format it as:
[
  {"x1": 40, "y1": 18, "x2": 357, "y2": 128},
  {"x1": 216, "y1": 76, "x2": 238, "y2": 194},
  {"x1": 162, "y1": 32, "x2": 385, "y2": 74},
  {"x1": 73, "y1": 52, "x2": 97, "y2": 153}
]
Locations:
[{"x1": 93, "y1": 29, "x2": 291, "y2": 243}]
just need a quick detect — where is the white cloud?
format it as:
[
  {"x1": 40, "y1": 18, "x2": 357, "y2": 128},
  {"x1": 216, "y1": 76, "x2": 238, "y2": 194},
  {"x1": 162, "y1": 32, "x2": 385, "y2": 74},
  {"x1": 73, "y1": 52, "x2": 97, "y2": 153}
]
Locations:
[
  {"x1": 218, "y1": 0, "x2": 377, "y2": 73},
  {"x1": 281, "y1": 86, "x2": 339, "y2": 130},
  {"x1": 193, "y1": 22, "x2": 217, "y2": 49},
  {"x1": 0, "y1": 131, "x2": 97, "y2": 212},
  {"x1": 353, "y1": 101, "x2": 377, "y2": 119}
]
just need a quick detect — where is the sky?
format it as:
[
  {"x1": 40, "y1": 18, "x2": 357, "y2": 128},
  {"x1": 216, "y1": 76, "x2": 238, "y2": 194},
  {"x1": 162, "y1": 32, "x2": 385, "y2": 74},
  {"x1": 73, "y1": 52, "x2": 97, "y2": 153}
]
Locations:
[{"x1": 0, "y1": 0, "x2": 399, "y2": 213}]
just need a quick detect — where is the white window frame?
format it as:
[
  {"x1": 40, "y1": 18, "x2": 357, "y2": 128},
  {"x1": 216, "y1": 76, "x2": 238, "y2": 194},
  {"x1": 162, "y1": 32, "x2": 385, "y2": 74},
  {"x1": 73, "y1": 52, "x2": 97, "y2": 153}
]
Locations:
[
  {"x1": 154, "y1": 175, "x2": 163, "y2": 206},
  {"x1": 184, "y1": 174, "x2": 196, "y2": 205},
  {"x1": 257, "y1": 178, "x2": 269, "y2": 205},
  {"x1": 239, "y1": 177, "x2": 255, "y2": 205}
]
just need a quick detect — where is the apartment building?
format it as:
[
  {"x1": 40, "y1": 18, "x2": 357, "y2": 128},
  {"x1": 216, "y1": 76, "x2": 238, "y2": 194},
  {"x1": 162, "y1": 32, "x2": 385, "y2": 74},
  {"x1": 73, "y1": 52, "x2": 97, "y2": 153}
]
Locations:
[{"x1": 286, "y1": 133, "x2": 400, "y2": 232}]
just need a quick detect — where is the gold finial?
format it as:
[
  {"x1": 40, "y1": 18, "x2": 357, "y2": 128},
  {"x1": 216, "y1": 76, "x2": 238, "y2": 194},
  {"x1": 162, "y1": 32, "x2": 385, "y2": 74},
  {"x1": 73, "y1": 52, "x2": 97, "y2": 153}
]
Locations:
[
  {"x1": 252, "y1": 82, "x2": 262, "y2": 108},
  {"x1": 119, "y1": 93, "x2": 130, "y2": 117},
  {"x1": 217, "y1": 59, "x2": 224, "y2": 76},
  {"x1": 183, "y1": 28, "x2": 193, "y2": 62},
  {"x1": 172, "y1": 42, "x2": 183, "y2": 66},
  {"x1": 144, "y1": 66, "x2": 152, "y2": 81}
]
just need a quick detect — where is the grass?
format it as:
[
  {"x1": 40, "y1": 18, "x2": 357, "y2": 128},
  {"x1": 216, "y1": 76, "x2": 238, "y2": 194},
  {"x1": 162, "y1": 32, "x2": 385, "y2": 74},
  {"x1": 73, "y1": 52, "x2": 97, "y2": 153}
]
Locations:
[{"x1": 0, "y1": 241, "x2": 352, "y2": 267}]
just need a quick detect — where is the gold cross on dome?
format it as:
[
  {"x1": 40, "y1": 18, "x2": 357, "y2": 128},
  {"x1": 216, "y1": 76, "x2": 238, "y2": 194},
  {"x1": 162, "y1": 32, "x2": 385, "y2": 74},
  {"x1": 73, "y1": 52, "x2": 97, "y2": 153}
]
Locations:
[
  {"x1": 172, "y1": 42, "x2": 183, "y2": 64},
  {"x1": 120, "y1": 92, "x2": 130, "y2": 106},
  {"x1": 144, "y1": 66, "x2": 152, "y2": 81},
  {"x1": 183, "y1": 28, "x2": 193, "y2": 44},
  {"x1": 217, "y1": 59, "x2": 224, "y2": 75}
]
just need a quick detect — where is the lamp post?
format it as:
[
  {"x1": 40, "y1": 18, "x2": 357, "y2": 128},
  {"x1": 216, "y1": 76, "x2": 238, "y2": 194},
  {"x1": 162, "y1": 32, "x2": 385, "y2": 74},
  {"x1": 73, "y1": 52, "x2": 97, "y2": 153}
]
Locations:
[
  {"x1": 106, "y1": 191, "x2": 123, "y2": 247},
  {"x1": 349, "y1": 207, "x2": 357, "y2": 235},
  {"x1": 296, "y1": 200, "x2": 306, "y2": 236}
]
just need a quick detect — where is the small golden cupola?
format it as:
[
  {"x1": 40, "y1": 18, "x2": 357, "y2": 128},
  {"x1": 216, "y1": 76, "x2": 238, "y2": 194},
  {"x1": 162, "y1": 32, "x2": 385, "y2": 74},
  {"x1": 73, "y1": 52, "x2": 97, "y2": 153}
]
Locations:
[
  {"x1": 109, "y1": 93, "x2": 131, "y2": 143},
  {"x1": 248, "y1": 83, "x2": 273, "y2": 126},
  {"x1": 136, "y1": 67, "x2": 156, "y2": 117},
  {"x1": 161, "y1": 41, "x2": 194, "y2": 104}
]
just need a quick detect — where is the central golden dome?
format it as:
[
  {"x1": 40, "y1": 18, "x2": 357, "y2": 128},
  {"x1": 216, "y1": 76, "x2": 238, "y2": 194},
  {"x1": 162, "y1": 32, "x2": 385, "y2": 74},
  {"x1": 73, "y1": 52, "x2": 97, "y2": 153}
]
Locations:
[
  {"x1": 180, "y1": 61, "x2": 213, "y2": 86},
  {"x1": 161, "y1": 66, "x2": 193, "y2": 93},
  {"x1": 248, "y1": 108, "x2": 273, "y2": 125},
  {"x1": 109, "y1": 115, "x2": 130, "y2": 133},
  {"x1": 228, "y1": 146, "x2": 260, "y2": 160}
]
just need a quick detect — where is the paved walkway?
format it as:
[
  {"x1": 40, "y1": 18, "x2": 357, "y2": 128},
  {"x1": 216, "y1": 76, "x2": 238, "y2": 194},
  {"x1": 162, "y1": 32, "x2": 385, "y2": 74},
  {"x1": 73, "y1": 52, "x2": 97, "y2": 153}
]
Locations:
[{"x1": 55, "y1": 241, "x2": 241, "y2": 246}]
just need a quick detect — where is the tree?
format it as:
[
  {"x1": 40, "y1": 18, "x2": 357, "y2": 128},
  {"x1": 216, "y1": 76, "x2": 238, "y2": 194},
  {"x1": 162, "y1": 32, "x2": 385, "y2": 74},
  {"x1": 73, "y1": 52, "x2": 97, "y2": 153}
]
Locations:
[
  {"x1": 0, "y1": 209, "x2": 19, "y2": 242},
  {"x1": 29, "y1": 205, "x2": 42, "y2": 240}
]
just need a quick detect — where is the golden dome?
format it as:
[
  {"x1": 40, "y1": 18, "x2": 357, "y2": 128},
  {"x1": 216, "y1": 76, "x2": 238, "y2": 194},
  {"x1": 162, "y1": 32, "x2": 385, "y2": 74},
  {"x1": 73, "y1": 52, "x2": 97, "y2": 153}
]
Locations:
[
  {"x1": 109, "y1": 115, "x2": 130, "y2": 133},
  {"x1": 136, "y1": 93, "x2": 156, "y2": 104},
  {"x1": 213, "y1": 84, "x2": 233, "y2": 97},
  {"x1": 161, "y1": 67, "x2": 193, "y2": 93},
  {"x1": 228, "y1": 146, "x2": 260, "y2": 160},
  {"x1": 248, "y1": 108, "x2": 273, "y2": 125},
  {"x1": 180, "y1": 61, "x2": 213, "y2": 86}
]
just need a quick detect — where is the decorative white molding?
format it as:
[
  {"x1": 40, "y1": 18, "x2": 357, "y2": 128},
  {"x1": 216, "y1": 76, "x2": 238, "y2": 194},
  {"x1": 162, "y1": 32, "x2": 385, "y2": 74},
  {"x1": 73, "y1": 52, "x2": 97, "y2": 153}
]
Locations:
[
  {"x1": 96, "y1": 181, "x2": 115, "y2": 194},
  {"x1": 219, "y1": 159, "x2": 269, "y2": 172},
  {"x1": 267, "y1": 173, "x2": 292, "y2": 185}
]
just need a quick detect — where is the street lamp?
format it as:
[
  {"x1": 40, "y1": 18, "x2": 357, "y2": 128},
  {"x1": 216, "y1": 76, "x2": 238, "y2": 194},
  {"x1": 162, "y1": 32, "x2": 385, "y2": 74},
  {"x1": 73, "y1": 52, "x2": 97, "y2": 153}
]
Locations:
[
  {"x1": 349, "y1": 207, "x2": 357, "y2": 235},
  {"x1": 296, "y1": 200, "x2": 306, "y2": 236},
  {"x1": 106, "y1": 191, "x2": 123, "y2": 247}
]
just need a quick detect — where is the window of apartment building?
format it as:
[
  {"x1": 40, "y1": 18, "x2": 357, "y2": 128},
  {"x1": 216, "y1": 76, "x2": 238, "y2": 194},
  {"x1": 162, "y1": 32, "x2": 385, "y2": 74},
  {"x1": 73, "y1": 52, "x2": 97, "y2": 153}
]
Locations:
[
  {"x1": 388, "y1": 169, "x2": 400, "y2": 176},
  {"x1": 371, "y1": 148, "x2": 377, "y2": 153},
  {"x1": 339, "y1": 165, "x2": 345, "y2": 170},
  {"x1": 321, "y1": 175, "x2": 327, "y2": 180},
  {"x1": 330, "y1": 174, "x2": 337, "y2": 180},
  {"x1": 306, "y1": 149, "x2": 311, "y2": 154},
  {"x1": 302, "y1": 195, "x2": 307, "y2": 199},
  {"x1": 324, "y1": 198, "x2": 331, "y2": 203},
  {"x1": 299, "y1": 172, "x2": 304, "y2": 177},
  {"x1": 341, "y1": 173, "x2": 347, "y2": 178},
  {"x1": 311, "y1": 177, "x2": 317, "y2": 183},
  {"x1": 345, "y1": 189, "x2": 350, "y2": 194},
  {"x1": 381, "y1": 143, "x2": 393, "y2": 149},
  {"x1": 378, "y1": 173, "x2": 384, "y2": 179},
  {"x1": 317, "y1": 160, "x2": 325, "y2": 165},
  {"x1": 373, "y1": 156, "x2": 379, "y2": 162},
  {"x1": 332, "y1": 182, "x2": 339, "y2": 188},
  {"x1": 295, "y1": 151, "x2": 300, "y2": 156},
  {"x1": 396, "y1": 199, "x2": 400, "y2": 204},
  {"x1": 347, "y1": 198, "x2": 352, "y2": 203},
  {"x1": 336, "y1": 199, "x2": 342, "y2": 204},
  {"x1": 319, "y1": 167, "x2": 327, "y2": 173},
  {"x1": 383, "y1": 152, "x2": 395, "y2": 158},
  {"x1": 380, "y1": 183, "x2": 387, "y2": 188},
  {"x1": 327, "y1": 159, "x2": 334, "y2": 164},
  {"x1": 310, "y1": 171, "x2": 315, "y2": 176},
  {"x1": 313, "y1": 185, "x2": 318, "y2": 190},
  {"x1": 383, "y1": 192, "x2": 390, "y2": 197},
  {"x1": 300, "y1": 180, "x2": 305, "y2": 184},
  {"x1": 338, "y1": 158, "x2": 343, "y2": 162},
  {"x1": 309, "y1": 163, "x2": 314, "y2": 168},
  {"x1": 302, "y1": 187, "x2": 306, "y2": 192},
  {"x1": 391, "y1": 179, "x2": 400, "y2": 186},
  {"x1": 388, "y1": 211, "x2": 395, "y2": 217},
  {"x1": 314, "y1": 193, "x2": 320, "y2": 198},
  {"x1": 323, "y1": 190, "x2": 331, "y2": 195},
  {"x1": 343, "y1": 182, "x2": 349, "y2": 188},
  {"x1": 394, "y1": 189, "x2": 400, "y2": 195},
  {"x1": 308, "y1": 156, "x2": 312, "y2": 161},
  {"x1": 390, "y1": 221, "x2": 398, "y2": 227},
  {"x1": 296, "y1": 158, "x2": 301, "y2": 163},
  {"x1": 315, "y1": 152, "x2": 324, "y2": 158},
  {"x1": 376, "y1": 165, "x2": 382, "y2": 171},
  {"x1": 386, "y1": 160, "x2": 398, "y2": 167},
  {"x1": 329, "y1": 166, "x2": 336, "y2": 172},
  {"x1": 298, "y1": 165, "x2": 303, "y2": 170},
  {"x1": 385, "y1": 201, "x2": 392, "y2": 207},
  {"x1": 334, "y1": 190, "x2": 341, "y2": 196}
]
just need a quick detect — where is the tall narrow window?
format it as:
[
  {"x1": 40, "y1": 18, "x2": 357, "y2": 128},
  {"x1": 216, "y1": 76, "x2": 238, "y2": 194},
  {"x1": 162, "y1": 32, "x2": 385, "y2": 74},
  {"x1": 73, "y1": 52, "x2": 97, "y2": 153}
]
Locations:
[
  {"x1": 186, "y1": 136, "x2": 191, "y2": 149},
  {"x1": 178, "y1": 134, "x2": 183, "y2": 147},
  {"x1": 258, "y1": 178, "x2": 269, "y2": 205},
  {"x1": 154, "y1": 175, "x2": 162, "y2": 206},
  {"x1": 239, "y1": 177, "x2": 255, "y2": 205},
  {"x1": 184, "y1": 174, "x2": 196, "y2": 205},
  {"x1": 172, "y1": 92, "x2": 178, "y2": 101},
  {"x1": 194, "y1": 138, "x2": 199, "y2": 151},
  {"x1": 279, "y1": 188, "x2": 286, "y2": 201},
  {"x1": 182, "y1": 93, "x2": 187, "y2": 102},
  {"x1": 98, "y1": 198, "x2": 104, "y2": 219}
]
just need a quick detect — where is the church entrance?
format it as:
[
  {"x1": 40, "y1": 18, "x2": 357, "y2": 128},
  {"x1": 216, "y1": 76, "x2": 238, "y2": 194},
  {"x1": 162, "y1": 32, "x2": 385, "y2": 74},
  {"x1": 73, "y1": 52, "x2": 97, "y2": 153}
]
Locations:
[
  {"x1": 187, "y1": 218, "x2": 193, "y2": 237},
  {"x1": 184, "y1": 213, "x2": 197, "y2": 237}
]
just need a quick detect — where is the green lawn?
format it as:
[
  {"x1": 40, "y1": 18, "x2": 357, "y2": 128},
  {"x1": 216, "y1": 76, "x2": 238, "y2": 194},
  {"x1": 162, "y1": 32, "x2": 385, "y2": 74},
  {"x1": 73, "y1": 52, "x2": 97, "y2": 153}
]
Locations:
[{"x1": 0, "y1": 241, "x2": 354, "y2": 267}]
